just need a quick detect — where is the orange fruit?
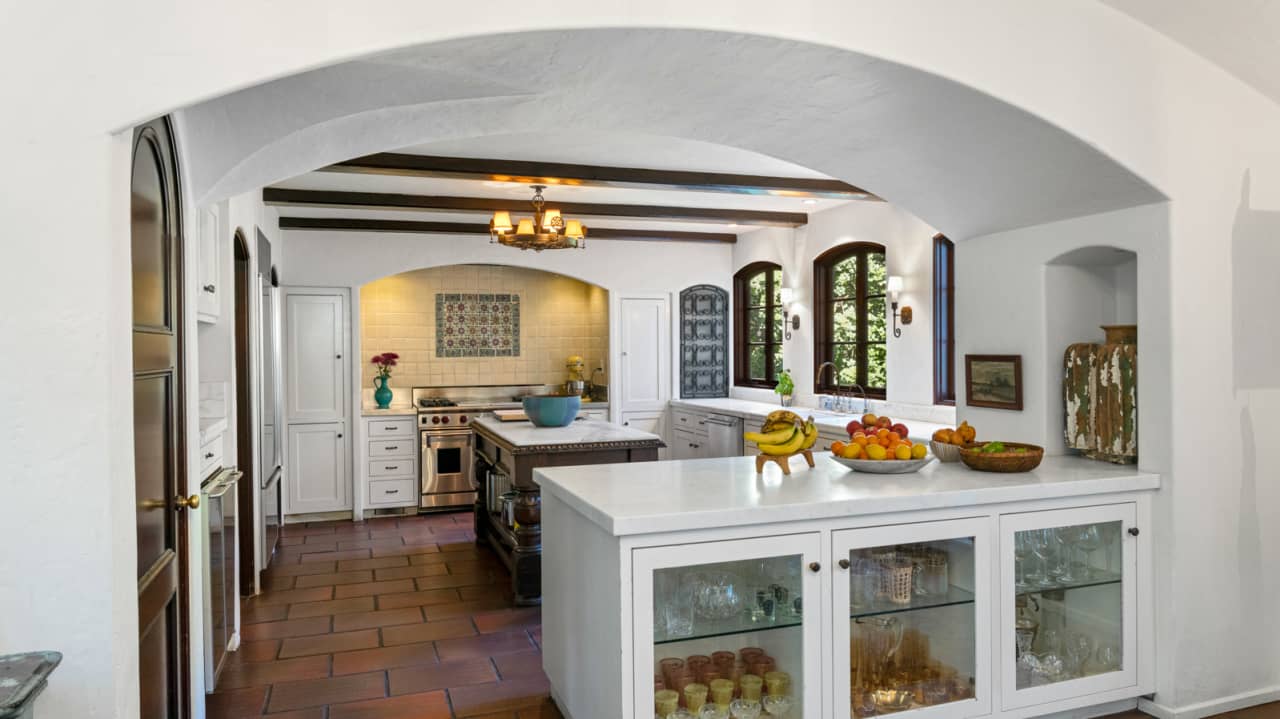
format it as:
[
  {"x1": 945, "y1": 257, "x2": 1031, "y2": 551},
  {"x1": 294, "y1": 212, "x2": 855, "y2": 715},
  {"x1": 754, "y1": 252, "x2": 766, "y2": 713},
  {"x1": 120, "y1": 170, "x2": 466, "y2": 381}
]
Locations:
[
  {"x1": 831, "y1": 440, "x2": 846, "y2": 455},
  {"x1": 911, "y1": 443, "x2": 928, "y2": 459},
  {"x1": 887, "y1": 431, "x2": 901, "y2": 443},
  {"x1": 894, "y1": 444, "x2": 912, "y2": 460},
  {"x1": 932, "y1": 428, "x2": 952, "y2": 443},
  {"x1": 865, "y1": 444, "x2": 887, "y2": 461},
  {"x1": 852, "y1": 434, "x2": 869, "y2": 447},
  {"x1": 879, "y1": 436, "x2": 891, "y2": 448},
  {"x1": 900, "y1": 439, "x2": 913, "y2": 448}
]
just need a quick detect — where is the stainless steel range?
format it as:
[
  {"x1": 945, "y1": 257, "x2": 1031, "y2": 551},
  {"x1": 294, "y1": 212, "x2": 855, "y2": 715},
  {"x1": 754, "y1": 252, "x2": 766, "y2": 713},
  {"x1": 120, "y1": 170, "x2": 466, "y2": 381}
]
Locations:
[{"x1": 411, "y1": 385, "x2": 538, "y2": 511}]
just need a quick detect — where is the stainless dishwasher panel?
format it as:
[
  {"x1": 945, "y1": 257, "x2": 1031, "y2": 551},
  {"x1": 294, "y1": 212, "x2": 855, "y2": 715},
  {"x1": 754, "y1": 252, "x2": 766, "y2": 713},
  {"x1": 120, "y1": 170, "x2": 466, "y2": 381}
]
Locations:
[{"x1": 704, "y1": 413, "x2": 744, "y2": 457}]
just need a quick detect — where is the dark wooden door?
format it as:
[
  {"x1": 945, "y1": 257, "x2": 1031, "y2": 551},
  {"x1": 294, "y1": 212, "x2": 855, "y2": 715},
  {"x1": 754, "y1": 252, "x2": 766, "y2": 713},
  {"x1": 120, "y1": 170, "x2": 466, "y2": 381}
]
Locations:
[{"x1": 133, "y1": 116, "x2": 191, "y2": 719}]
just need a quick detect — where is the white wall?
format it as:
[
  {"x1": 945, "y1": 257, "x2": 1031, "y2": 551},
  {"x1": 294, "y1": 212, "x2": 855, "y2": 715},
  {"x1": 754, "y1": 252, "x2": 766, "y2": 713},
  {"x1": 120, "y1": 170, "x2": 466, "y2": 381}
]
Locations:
[
  {"x1": 4, "y1": 4, "x2": 1280, "y2": 717},
  {"x1": 731, "y1": 201, "x2": 946, "y2": 419}
]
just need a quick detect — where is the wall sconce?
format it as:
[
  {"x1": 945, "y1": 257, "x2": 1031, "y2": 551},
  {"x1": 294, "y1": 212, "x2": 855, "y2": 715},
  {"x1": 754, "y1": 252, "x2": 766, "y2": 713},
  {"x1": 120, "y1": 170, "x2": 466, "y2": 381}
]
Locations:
[
  {"x1": 888, "y1": 276, "x2": 911, "y2": 338},
  {"x1": 779, "y1": 287, "x2": 800, "y2": 341}
]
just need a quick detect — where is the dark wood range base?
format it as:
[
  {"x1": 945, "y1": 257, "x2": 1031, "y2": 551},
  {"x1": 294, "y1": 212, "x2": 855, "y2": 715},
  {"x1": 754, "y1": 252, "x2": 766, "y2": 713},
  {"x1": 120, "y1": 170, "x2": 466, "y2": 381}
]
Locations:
[{"x1": 472, "y1": 423, "x2": 661, "y2": 606}]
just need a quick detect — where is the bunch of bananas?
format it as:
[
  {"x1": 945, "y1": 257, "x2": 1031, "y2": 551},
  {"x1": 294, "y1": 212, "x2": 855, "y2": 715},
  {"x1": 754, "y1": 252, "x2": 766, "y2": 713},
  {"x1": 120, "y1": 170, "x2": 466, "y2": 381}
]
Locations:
[{"x1": 744, "y1": 410, "x2": 819, "y2": 456}]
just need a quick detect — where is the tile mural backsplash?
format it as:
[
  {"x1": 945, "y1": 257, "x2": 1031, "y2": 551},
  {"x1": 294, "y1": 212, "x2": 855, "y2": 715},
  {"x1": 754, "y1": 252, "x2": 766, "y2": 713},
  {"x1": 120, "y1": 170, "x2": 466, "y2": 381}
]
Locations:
[
  {"x1": 435, "y1": 293, "x2": 521, "y2": 357},
  {"x1": 360, "y1": 264, "x2": 608, "y2": 390}
]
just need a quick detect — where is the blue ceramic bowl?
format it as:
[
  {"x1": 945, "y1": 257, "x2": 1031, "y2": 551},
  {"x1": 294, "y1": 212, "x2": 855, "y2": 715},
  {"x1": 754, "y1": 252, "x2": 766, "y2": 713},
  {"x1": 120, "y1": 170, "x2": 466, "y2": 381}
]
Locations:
[{"x1": 521, "y1": 394, "x2": 581, "y2": 427}]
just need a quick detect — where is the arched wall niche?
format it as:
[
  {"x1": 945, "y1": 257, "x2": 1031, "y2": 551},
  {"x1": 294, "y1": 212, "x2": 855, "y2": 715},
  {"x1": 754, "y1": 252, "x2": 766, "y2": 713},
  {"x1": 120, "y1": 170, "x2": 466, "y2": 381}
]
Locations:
[
  {"x1": 358, "y1": 263, "x2": 611, "y2": 392},
  {"x1": 1044, "y1": 245, "x2": 1140, "y2": 455}
]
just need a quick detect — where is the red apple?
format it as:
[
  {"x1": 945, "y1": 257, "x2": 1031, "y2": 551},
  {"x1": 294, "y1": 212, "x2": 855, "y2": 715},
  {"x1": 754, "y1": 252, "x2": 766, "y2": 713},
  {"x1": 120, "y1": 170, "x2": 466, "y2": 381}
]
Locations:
[
  {"x1": 846, "y1": 420, "x2": 864, "y2": 436},
  {"x1": 891, "y1": 423, "x2": 910, "y2": 439},
  {"x1": 875, "y1": 416, "x2": 893, "y2": 430}
]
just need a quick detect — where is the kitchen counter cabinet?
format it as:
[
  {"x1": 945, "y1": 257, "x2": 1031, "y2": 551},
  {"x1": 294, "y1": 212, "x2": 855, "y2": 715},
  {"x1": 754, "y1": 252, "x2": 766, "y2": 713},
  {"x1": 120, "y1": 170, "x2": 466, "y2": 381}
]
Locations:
[
  {"x1": 538, "y1": 455, "x2": 1157, "y2": 719},
  {"x1": 470, "y1": 416, "x2": 662, "y2": 606}
]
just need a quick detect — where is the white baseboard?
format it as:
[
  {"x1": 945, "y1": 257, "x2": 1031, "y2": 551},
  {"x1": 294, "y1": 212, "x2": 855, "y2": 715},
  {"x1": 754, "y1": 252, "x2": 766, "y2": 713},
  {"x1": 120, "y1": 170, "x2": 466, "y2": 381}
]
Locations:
[{"x1": 1140, "y1": 685, "x2": 1280, "y2": 719}]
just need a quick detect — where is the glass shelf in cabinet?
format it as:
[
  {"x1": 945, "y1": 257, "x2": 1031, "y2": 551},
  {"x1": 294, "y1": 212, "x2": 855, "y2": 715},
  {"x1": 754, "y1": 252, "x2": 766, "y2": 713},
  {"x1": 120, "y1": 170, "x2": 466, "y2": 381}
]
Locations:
[
  {"x1": 653, "y1": 613, "x2": 803, "y2": 646},
  {"x1": 1015, "y1": 572, "x2": 1121, "y2": 598},
  {"x1": 850, "y1": 584, "x2": 976, "y2": 620}
]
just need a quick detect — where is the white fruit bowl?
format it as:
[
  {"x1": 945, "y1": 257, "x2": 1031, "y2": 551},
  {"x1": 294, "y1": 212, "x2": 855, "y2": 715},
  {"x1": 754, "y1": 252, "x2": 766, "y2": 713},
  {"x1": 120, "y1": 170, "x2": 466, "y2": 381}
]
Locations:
[{"x1": 828, "y1": 455, "x2": 935, "y2": 474}]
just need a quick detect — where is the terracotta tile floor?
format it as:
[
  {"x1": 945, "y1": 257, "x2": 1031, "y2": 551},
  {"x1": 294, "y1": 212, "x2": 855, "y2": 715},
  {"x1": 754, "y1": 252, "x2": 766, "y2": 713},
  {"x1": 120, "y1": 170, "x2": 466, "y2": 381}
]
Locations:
[{"x1": 207, "y1": 512, "x2": 562, "y2": 719}]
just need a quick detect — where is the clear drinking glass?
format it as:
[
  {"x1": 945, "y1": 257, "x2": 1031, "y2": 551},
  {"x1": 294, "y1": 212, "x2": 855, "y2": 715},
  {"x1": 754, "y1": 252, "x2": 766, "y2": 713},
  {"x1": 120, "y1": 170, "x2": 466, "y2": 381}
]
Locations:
[
  {"x1": 1016, "y1": 532, "x2": 1038, "y2": 588},
  {"x1": 1075, "y1": 525, "x2": 1102, "y2": 580},
  {"x1": 1055, "y1": 528, "x2": 1080, "y2": 584},
  {"x1": 1065, "y1": 632, "x2": 1095, "y2": 677},
  {"x1": 1028, "y1": 530, "x2": 1058, "y2": 587}
]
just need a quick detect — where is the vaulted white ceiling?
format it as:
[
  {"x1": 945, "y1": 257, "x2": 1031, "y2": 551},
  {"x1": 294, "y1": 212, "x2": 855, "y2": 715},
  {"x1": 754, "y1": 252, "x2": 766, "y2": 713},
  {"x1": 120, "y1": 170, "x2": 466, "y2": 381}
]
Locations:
[
  {"x1": 179, "y1": 28, "x2": 1164, "y2": 240},
  {"x1": 1103, "y1": 0, "x2": 1280, "y2": 107}
]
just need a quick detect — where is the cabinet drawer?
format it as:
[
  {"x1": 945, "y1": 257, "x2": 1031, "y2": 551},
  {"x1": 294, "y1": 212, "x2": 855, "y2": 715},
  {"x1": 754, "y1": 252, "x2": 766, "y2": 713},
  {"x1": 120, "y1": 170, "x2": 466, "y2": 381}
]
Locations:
[
  {"x1": 368, "y1": 479, "x2": 415, "y2": 505},
  {"x1": 199, "y1": 434, "x2": 224, "y2": 479},
  {"x1": 671, "y1": 409, "x2": 708, "y2": 436},
  {"x1": 369, "y1": 458, "x2": 415, "y2": 478},
  {"x1": 369, "y1": 438, "x2": 415, "y2": 458},
  {"x1": 368, "y1": 417, "x2": 415, "y2": 439}
]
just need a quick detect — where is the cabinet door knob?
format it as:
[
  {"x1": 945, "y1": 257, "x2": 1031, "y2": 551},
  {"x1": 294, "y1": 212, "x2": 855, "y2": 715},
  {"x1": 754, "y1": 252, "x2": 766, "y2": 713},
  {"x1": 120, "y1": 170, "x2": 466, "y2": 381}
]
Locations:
[
  {"x1": 337, "y1": 433, "x2": 343, "y2": 439},
  {"x1": 1128, "y1": 527, "x2": 1140, "y2": 537},
  {"x1": 838, "y1": 559, "x2": 851, "y2": 570},
  {"x1": 175, "y1": 494, "x2": 200, "y2": 510},
  {"x1": 808, "y1": 562, "x2": 821, "y2": 573},
  {"x1": 202, "y1": 284, "x2": 216, "y2": 293}
]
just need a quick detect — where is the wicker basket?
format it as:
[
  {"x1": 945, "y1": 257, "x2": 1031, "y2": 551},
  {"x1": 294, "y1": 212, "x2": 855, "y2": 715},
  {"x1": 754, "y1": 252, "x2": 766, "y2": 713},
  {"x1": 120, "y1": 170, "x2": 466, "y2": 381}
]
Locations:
[
  {"x1": 930, "y1": 440, "x2": 964, "y2": 463},
  {"x1": 959, "y1": 442, "x2": 1045, "y2": 473}
]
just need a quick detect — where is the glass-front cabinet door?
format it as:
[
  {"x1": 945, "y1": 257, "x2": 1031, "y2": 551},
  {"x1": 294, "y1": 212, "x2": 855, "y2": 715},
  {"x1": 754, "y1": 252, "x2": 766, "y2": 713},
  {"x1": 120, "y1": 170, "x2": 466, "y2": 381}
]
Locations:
[
  {"x1": 832, "y1": 518, "x2": 991, "y2": 719},
  {"x1": 1000, "y1": 504, "x2": 1137, "y2": 710},
  {"x1": 633, "y1": 533, "x2": 822, "y2": 719}
]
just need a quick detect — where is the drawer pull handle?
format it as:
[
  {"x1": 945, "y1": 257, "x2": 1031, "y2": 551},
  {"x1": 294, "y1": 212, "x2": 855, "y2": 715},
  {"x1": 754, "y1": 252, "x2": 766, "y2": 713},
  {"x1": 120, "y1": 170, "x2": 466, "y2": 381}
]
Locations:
[
  {"x1": 386, "y1": 489, "x2": 399, "y2": 494},
  {"x1": 204, "y1": 452, "x2": 214, "y2": 459},
  {"x1": 385, "y1": 465, "x2": 397, "y2": 470},
  {"x1": 385, "y1": 445, "x2": 398, "y2": 451}
]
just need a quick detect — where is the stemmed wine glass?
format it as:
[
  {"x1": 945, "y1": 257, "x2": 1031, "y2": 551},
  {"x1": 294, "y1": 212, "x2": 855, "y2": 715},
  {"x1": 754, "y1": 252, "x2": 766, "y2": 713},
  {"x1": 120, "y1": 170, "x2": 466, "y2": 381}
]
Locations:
[
  {"x1": 1065, "y1": 632, "x2": 1095, "y2": 677},
  {"x1": 1075, "y1": 525, "x2": 1102, "y2": 580},
  {"x1": 1027, "y1": 530, "x2": 1058, "y2": 587},
  {"x1": 1054, "y1": 528, "x2": 1080, "y2": 584},
  {"x1": 1014, "y1": 533, "x2": 1033, "y2": 591}
]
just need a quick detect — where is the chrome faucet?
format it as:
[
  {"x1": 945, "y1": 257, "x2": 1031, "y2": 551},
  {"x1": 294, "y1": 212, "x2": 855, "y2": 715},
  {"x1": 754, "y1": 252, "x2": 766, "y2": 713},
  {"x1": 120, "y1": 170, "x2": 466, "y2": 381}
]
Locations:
[
  {"x1": 848, "y1": 383, "x2": 871, "y2": 415},
  {"x1": 815, "y1": 361, "x2": 845, "y2": 413}
]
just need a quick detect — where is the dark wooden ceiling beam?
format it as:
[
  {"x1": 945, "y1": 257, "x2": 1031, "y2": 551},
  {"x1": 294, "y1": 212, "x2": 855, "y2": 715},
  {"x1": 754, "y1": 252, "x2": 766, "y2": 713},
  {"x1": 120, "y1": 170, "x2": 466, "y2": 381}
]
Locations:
[
  {"x1": 320, "y1": 153, "x2": 879, "y2": 200},
  {"x1": 278, "y1": 216, "x2": 737, "y2": 243},
  {"x1": 263, "y1": 187, "x2": 807, "y2": 227}
]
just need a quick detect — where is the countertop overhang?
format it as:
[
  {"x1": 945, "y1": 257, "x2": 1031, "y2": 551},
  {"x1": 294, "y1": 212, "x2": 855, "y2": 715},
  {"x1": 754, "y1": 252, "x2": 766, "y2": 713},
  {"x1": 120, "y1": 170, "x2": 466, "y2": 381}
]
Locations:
[{"x1": 536, "y1": 454, "x2": 1160, "y2": 537}]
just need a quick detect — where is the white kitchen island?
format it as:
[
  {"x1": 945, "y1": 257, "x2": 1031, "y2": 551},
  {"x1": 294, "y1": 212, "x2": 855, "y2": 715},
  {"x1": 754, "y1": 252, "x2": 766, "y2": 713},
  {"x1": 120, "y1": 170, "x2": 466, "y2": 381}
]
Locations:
[{"x1": 536, "y1": 454, "x2": 1159, "y2": 719}]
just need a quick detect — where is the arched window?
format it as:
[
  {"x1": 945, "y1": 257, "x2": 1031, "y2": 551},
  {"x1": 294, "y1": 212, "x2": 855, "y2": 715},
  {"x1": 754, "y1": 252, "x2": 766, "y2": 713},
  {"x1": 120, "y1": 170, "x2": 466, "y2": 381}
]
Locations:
[
  {"x1": 813, "y1": 242, "x2": 887, "y2": 397},
  {"x1": 733, "y1": 261, "x2": 783, "y2": 388}
]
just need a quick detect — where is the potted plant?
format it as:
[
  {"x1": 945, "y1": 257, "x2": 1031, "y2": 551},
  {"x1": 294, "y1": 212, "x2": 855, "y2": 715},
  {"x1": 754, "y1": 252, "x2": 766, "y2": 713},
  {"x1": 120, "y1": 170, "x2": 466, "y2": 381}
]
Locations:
[
  {"x1": 371, "y1": 352, "x2": 399, "y2": 408},
  {"x1": 774, "y1": 370, "x2": 795, "y2": 407}
]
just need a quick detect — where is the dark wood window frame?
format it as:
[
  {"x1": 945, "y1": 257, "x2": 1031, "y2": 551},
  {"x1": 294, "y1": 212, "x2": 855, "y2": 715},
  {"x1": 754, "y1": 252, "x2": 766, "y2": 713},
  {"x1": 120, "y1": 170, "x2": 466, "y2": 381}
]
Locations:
[
  {"x1": 933, "y1": 234, "x2": 956, "y2": 405},
  {"x1": 733, "y1": 261, "x2": 783, "y2": 389},
  {"x1": 813, "y1": 242, "x2": 888, "y2": 398}
]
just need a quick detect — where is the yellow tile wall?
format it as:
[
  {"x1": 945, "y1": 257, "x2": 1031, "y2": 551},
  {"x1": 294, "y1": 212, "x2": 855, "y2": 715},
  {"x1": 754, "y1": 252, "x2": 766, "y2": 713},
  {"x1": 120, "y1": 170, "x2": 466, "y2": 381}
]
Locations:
[{"x1": 360, "y1": 264, "x2": 609, "y2": 390}]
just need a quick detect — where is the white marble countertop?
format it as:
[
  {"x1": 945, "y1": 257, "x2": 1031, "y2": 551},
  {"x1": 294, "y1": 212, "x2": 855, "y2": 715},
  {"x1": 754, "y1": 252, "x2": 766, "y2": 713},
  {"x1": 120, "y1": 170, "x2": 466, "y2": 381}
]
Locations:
[
  {"x1": 198, "y1": 416, "x2": 228, "y2": 445},
  {"x1": 361, "y1": 404, "x2": 417, "y2": 417},
  {"x1": 670, "y1": 397, "x2": 951, "y2": 444},
  {"x1": 536, "y1": 454, "x2": 1160, "y2": 536},
  {"x1": 471, "y1": 416, "x2": 661, "y2": 450}
]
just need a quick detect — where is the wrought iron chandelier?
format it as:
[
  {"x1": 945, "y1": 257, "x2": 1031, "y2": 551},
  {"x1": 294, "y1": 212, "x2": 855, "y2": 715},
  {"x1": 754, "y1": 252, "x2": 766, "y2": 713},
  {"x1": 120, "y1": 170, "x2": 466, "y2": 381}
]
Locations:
[{"x1": 489, "y1": 185, "x2": 587, "y2": 251}]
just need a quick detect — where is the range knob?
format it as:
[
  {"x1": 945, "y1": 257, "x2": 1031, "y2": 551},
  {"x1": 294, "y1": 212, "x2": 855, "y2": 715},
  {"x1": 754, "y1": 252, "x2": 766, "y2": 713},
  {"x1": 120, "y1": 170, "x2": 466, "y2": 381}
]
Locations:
[
  {"x1": 441, "y1": 416, "x2": 450, "y2": 424},
  {"x1": 431, "y1": 416, "x2": 441, "y2": 424},
  {"x1": 459, "y1": 415, "x2": 468, "y2": 424}
]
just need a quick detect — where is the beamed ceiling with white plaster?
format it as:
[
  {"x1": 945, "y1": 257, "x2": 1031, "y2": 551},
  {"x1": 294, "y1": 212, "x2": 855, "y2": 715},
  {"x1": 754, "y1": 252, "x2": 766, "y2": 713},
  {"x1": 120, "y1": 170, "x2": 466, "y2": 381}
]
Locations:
[{"x1": 179, "y1": 28, "x2": 1165, "y2": 239}]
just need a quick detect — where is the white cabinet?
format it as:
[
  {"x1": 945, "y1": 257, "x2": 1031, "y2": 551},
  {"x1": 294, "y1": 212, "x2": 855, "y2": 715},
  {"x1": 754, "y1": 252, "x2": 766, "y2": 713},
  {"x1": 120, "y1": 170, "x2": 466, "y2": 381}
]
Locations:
[
  {"x1": 670, "y1": 428, "x2": 704, "y2": 460},
  {"x1": 196, "y1": 208, "x2": 220, "y2": 324},
  {"x1": 632, "y1": 533, "x2": 824, "y2": 719},
  {"x1": 618, "y1": 296, "x2": 671, "y2": 414},
  {"x1": 286, "y1": 422, "x2": 350, "y2": 514},
  {"x1": 1000, "y1": 503, "x2": 1141, "y2": 711},
  {"x1": 362, "y1": 415, "x2": 417, "y2": 509},
  {"x1": 284, "y1": 290, "x2": 348, "y2": 423},
  {"x1": 620, "y1": 410, "x2": 668, "y2": 459},
  {"x1": 542, "y1": 487, "x2": 1152, "y2": 719}
]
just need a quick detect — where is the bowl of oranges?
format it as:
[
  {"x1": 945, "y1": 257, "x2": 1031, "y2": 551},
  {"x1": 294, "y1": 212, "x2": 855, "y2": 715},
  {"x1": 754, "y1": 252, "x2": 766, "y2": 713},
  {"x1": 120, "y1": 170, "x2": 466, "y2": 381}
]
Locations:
[
  {"x1": 930, "y1": 421, "x2": 977, "y2": 463},
  {"x1": 828, "y1": 415, "x2": 934, "y2": 474}
]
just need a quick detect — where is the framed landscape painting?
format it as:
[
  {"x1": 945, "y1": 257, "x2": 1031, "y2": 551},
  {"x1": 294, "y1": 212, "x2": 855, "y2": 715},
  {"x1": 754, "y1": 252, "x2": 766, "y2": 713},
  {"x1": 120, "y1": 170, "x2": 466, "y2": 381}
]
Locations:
[{"x1": 965, "y1": 354, "x2": 1023, "y2": 410}]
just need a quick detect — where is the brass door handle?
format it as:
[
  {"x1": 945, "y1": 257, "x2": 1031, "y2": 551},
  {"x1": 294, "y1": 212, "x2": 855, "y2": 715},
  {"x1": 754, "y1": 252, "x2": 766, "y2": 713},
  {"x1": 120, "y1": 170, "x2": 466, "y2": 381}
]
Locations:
[
  {"x1": 139, "y1": 498, "x2": 167, "y2": 510},
  {"x1": 176, "y1": 494, "x2": 200, "y2": 510}
]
